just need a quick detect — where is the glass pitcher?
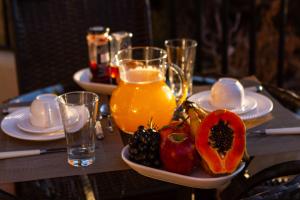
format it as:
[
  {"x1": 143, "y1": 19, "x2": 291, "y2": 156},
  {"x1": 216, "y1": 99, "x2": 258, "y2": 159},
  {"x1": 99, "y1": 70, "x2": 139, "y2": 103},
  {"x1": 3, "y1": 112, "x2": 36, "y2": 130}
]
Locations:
[{"x1": 110, "y1": 47, "x2": 187, "y2": 133}]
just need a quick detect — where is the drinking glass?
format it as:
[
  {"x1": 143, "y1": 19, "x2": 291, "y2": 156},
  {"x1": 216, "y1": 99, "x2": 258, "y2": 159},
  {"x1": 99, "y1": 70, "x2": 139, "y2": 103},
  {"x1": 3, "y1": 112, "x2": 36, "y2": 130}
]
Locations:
[
  {"x1": 110, "y1": 47, "x2": 188, "y2": 133},
  {"x1": 109, "y1": 31, "x2": 133, "y2": 82},
  {"x1": 110, "y1": 31, "x2": 133, "y2": 60},
  {"x1": 57, "y1": 91, "x2": 99, "y2": 167},
  {"x1": 165, "y1": 39, "x2": 197, "y2": 95}
]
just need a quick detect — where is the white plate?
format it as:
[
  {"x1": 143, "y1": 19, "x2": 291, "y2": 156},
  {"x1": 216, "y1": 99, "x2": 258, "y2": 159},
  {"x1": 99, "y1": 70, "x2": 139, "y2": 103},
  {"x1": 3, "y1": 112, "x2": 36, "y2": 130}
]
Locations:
[
  {"x1": 189, "y1": 91, "x2": 257, "y2": 115},
  {"x1": 1, "y1": 108, "x2": 65, "y2": 141},
  {"x1": 189, "y1": 91, "x2": 273, "y2": 120},
  {"x1": 17, "y1": 109, "x2": 63, "y2": 134},
  {"x1": 121, "y1": 145, "x2": 245, "y2": 189},
  {"x1": 239, "y1": 92, "x2": 273, "y2": 120},
  {"x1": 73, "y1": 68, "x2": 117, "y2": 95}
]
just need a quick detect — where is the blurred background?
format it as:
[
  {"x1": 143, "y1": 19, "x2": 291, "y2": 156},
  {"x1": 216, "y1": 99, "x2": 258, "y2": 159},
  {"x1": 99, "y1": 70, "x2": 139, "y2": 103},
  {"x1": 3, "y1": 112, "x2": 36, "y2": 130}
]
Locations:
[
  {"x1": 150, "y1": 0, "x2": 300, "y2": 91},
  {"x1": 0, "y1": 0, "x2": 299, "y2": 102}
]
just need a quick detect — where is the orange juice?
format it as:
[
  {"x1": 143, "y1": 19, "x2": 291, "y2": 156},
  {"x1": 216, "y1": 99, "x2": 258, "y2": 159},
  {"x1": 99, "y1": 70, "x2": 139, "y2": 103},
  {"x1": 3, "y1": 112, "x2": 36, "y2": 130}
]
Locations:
[{"x1": 110, "y1": 67, "x2": 176, "y2": 133}]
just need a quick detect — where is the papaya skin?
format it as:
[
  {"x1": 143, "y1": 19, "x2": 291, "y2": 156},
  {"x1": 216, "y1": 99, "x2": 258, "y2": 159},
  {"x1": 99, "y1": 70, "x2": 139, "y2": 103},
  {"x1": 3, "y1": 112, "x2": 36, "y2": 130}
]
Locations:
[{"x1": 195, "y1": 109, "x2": 246, "y2": 175}]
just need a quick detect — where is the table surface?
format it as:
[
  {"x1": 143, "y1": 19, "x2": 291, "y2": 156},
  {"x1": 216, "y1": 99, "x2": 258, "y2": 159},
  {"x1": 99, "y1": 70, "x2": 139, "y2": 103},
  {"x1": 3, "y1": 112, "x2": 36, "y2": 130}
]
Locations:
[{"x1": 0, "y1": 77, "x2": 299, "y2": 184}]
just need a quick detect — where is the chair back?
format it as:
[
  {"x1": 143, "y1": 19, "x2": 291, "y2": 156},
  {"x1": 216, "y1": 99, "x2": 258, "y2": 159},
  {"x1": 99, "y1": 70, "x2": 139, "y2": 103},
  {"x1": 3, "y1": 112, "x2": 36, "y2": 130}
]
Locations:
[
  {"x1": 10, "y1": 0, "x2": 152, "y2": 94},
  {"x1": 221, "y1": 160, "x2": 300, "y2": 200}
]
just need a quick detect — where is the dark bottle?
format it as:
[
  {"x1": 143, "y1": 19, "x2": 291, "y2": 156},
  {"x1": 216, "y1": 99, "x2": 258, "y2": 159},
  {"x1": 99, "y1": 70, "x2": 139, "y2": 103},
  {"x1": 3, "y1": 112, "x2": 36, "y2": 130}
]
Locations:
[{"x1": 86, "y1": 26, "x2": 111, "y2": 83}]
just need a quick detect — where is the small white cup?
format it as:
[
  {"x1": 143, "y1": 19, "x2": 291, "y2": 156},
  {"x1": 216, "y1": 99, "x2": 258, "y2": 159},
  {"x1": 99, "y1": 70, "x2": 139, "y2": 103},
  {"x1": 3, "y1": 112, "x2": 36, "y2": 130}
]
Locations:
[
  {"x1": 30, "y1": 94, "x2": 62, "y2": 128},
  {"x1": 210, "y1": 78, "x2": 245, "y2": 109}
]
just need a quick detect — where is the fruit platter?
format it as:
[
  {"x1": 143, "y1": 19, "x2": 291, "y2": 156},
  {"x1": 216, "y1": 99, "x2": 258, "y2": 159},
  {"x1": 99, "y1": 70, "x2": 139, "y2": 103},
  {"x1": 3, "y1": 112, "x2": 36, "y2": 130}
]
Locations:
[
  {"x1": 121, "y1": 98, "x2": 248, "y2": 189},
  {"x1": 121, "y1": 146, "x2": 245, "y2": 189}
]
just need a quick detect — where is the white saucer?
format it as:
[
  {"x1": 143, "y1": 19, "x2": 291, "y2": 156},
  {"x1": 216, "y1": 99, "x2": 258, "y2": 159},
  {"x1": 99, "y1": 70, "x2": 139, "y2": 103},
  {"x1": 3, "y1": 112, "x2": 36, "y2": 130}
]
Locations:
[
  {"x1": 17, "y1": 110, "x2": 63, "y2": 134},
  {"x1": 189, "y1": 91, "x2": 257, "y2": 114},
  {"x1": 1, "y1": 108, "x2": 65, "y2": 141},
  {"x1": 239, "y1": 92, "x2": 273, "y2": 120},
  {"x1": 189, "y1": 91, "x2": 273, "y2": 120},
  {"x1": 73, "y1": 68, "x2": 117, "y2": 95}
]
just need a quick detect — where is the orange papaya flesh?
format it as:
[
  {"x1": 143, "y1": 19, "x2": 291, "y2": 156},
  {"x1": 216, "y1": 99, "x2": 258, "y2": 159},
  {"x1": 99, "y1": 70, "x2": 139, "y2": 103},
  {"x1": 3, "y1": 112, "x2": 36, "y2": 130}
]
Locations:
[{"x1": 195, "y1": 109, "x2": 246, "y2": 175}]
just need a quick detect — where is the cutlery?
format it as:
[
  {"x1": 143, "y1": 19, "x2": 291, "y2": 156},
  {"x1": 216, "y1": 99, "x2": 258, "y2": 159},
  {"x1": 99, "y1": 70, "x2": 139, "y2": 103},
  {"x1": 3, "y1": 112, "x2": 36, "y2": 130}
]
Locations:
[
  {"x1": 95, "y1": 121, "x2": 104, "y2": 140},
  {"x1": 0, "y1": 102, "x2": 32, "y2": 110},
  {"x1": 245, "y1": 85, "x2": 264, "y2": 93},
  {"x1": 1, "y1": 101, "x2": 32, "y2": 114},
  {"x1": 100, "y1": 103, "x2": 114, "y2": 132},
  {"x1": 249, "y1": 127, "x2": 300, "y2": 136},
  {"x1": 0, "y1": 147, "x2": 66, "y2": 160}
]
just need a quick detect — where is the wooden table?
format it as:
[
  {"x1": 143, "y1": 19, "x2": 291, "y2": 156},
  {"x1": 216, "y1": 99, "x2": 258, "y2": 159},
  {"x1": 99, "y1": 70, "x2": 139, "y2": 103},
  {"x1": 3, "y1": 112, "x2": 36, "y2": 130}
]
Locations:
[
  {"x1": 194, "y1": 78, "x2": 300, "y2": 157},
  {"x1": 0, "y1": 77, "x2": 299, "y2": 199},
  {"x1": 0, "y1": 95, "x2": 129, "y2": 184}
]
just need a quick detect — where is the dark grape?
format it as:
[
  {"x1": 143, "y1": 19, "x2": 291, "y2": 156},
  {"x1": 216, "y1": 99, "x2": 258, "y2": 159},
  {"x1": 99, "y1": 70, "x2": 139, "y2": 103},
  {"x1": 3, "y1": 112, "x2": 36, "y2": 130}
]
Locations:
[{"x1": 128, "y1": 126, "x2": 161, "y2": 168}]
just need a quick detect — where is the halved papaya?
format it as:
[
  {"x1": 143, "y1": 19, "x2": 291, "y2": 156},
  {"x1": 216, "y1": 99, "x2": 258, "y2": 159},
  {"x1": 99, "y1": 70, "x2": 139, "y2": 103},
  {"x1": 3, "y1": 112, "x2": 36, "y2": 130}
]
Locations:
[{"x1": 195, "y1": 109, "x2": 246, "y2": 175}]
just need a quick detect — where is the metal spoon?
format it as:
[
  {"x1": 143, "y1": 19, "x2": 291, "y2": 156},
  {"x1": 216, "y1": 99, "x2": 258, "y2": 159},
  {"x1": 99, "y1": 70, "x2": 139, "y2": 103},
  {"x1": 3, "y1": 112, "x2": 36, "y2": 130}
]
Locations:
[
  {"x1": 245, "y1": 85, "x2": 263, "y2": 93},
  {"x1": 100, "y1": 104, "x2": 114, "y2": 132}
]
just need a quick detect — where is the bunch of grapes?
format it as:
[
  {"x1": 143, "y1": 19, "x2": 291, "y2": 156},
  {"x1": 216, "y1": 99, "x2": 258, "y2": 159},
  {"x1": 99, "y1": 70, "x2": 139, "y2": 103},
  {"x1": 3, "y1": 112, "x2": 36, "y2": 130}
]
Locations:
[{"x1": 128, "y1": 126, "x2": 161, "y2": 168}]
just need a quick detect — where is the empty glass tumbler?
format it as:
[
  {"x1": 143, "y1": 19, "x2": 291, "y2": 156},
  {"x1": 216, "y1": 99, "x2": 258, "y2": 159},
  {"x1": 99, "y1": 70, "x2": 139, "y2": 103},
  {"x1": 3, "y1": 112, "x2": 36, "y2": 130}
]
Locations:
[{"x1": 57, "y1": 91, "x2": 99, "y2": 167}]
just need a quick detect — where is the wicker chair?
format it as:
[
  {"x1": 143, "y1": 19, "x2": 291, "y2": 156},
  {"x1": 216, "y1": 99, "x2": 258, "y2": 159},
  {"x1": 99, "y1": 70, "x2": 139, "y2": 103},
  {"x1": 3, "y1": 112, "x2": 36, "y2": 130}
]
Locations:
[
  {"x1": 9, "y1": 0, "x2": 153, "y2": 94},
  {"x1": 0, "y1": 190, "x2": 18, "y2": 200},
  {"x1": 220, "y1": 160, "x2": 300, "y2": 200},
  {"x1": 7, "y1": 0, "x2": 188, "y2": 199}
]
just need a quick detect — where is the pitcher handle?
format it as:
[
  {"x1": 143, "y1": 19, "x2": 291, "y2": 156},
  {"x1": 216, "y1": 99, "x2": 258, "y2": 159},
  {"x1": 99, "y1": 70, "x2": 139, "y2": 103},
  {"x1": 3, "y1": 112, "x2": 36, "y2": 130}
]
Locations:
[{"x1": 166, "y1": 63, "x2": 188, "y2": 108}]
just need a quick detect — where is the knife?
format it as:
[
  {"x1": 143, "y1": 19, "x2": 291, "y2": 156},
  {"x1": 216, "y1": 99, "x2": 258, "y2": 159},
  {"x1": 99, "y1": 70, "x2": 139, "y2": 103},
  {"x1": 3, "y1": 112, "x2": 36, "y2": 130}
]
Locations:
[
  {"x1": 0, "y1": 147, "x2": 66, "y2": 160},
  {"x1": 1, "y1": 102, "x2": 32, "y2": 114},
  {"x1": 249, "y1": 127, "x2": 300, "y2": 136},
  {"x1": 0, "y1": 102, "x2": 32, "y2": 110}
]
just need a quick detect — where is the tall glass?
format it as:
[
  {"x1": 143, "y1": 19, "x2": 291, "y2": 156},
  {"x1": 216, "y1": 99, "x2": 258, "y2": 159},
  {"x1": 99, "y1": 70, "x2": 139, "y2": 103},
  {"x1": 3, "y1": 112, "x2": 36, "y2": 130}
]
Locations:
[
  {"x1": 110, "y1": 47, "x2": 188, "y2": 133},
  {"x1": 165, "y1": 39, "x2": 197, "y2": 96},
  {"x1": 57, "y1": 91, "x2": 99, "y2": 167},
  {"x1": 109, "y1": 31, "x2": 133, "y2": 83}
]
